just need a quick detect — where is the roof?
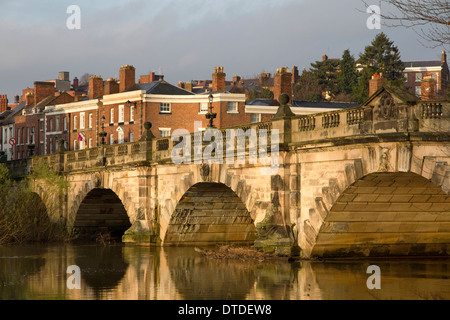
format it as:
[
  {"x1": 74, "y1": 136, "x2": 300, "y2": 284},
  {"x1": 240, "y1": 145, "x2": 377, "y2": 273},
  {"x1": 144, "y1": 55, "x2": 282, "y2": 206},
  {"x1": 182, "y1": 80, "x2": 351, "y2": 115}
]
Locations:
[
  {"x1": 125, "y1": 80, "x2": 195, "y2": 95},
  {"x1": 403, "y1": 60, "x2": 443, "y2": 68},
  {"x1": 246, "y1": 98, "x2": 359, "y2": 109},
  {"x1": 363, "y1": 81, "x2": 419, "y2": 106},
  {"x1": 292, "y1": 100, "x2": 358, "y2": 109},
  {"x1": 0, "y1": 101, "x2": 27, "y2": 125}
]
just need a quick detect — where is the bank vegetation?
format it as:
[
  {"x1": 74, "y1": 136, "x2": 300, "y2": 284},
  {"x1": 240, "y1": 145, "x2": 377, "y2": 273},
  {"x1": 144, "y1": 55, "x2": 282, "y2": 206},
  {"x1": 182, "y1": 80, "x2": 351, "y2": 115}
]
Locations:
[{"x1": 0, "y1": 163, "x2": 74, "y2": 244}]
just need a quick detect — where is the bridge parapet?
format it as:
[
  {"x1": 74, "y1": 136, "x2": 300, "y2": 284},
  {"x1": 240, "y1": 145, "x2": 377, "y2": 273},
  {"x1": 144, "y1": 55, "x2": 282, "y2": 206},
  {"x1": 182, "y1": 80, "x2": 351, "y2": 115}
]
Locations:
[{"x1": 290, "y1": 101, "x2": 449, "y2": 146}]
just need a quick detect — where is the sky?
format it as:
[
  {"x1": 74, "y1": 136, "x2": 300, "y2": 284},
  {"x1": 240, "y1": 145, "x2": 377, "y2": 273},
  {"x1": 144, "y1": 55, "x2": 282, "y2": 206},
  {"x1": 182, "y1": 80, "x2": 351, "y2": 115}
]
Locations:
[{"x1": 0, "y1": 0, "x2": 447, "y2": 99}]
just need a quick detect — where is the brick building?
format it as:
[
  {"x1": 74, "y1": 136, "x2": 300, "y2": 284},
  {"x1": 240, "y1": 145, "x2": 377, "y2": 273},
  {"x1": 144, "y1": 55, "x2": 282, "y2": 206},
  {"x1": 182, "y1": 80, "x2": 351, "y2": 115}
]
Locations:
[{"x1": 402, "y1": 50, "x2": 449, "y2": 98}]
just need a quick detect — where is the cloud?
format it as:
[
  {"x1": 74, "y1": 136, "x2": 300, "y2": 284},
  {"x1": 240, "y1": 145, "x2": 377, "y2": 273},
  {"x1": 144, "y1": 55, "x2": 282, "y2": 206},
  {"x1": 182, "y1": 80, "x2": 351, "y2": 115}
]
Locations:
[{"x1": 0, "y1": 0, "x2": 445, "y2": 99}]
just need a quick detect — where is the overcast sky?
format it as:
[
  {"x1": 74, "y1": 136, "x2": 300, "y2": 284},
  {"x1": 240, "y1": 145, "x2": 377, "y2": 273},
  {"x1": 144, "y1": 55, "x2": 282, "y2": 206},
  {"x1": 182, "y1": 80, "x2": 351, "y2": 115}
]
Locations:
[{"x1": 0, "y1": 0, "x2": 446, "y2": 99}]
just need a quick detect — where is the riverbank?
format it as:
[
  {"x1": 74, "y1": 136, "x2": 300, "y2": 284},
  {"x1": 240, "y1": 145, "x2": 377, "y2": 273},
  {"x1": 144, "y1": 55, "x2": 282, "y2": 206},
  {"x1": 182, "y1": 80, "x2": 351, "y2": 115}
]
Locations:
[{"x1": 194, "y1": 245, "x2": 297, "y2": 262}]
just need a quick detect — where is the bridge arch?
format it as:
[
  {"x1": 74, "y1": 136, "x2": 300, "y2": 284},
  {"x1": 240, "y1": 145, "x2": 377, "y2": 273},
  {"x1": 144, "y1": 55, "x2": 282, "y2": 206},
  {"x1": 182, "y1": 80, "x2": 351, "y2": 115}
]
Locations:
[
  {"x1": 163, "y1": 182, "x2": 256, "y2": 245},
  {"x1": 71, "y1": 187, "x2": 131, "y2": 240},
  {"x1": 307, "y1": 171, "x2": 450, "y2": 257},
  {"x1": 158, "y1": 163, "x2": 270, "y2": 245}
]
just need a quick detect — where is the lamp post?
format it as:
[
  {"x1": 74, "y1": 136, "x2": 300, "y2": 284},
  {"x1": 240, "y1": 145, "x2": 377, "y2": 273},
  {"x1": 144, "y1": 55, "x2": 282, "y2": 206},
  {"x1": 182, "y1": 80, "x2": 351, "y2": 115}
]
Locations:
[
  {"x1": 205, "y1": 92, "x2": 216, "y2": 128},
  {"x1": 99, "y1": 115, "x2": 106, "y2": 145}
]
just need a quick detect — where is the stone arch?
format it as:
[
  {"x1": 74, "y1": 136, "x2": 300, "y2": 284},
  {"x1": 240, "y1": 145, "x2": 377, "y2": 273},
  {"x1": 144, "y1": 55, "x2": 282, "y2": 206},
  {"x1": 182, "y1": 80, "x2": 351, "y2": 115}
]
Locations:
[
  {"x1": 308, "y1": 171, "x2": 450, "y2": 257},
  {"x1": 67, "y1": 172, "x2": 137, "y2": 230},
  {"x1": 72, "y1": 187, "x2": 131, "y2": 239},
  {"x1": 158, "y1": 163, "x2": 267, "y2": 245},
  {"x1": 163, "y1": 182, "x2": 256, "y2": 245}
]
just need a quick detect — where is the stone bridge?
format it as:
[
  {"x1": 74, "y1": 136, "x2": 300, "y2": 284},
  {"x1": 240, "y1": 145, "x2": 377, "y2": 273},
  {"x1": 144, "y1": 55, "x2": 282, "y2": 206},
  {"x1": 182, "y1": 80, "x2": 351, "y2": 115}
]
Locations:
[{"x1": 7, "y1": 88, "x2": 450, "y2": 258}]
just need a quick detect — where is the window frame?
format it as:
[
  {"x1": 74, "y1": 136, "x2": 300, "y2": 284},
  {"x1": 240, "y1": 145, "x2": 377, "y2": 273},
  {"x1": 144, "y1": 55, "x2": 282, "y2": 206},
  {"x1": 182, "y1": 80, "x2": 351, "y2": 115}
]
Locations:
[{"x1": 159, "y1": 103, "x2": 171, "y2": 114}]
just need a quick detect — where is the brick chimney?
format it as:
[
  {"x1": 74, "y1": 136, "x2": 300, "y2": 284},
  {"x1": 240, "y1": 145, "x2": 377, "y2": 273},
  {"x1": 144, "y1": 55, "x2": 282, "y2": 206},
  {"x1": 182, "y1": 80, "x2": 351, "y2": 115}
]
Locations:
[
  {"x1": 34, "y1": 81, "x2": 55, "y2": 105},
  {"x1": 212, "y1": 66, "x2": 226, "y2": 92},
  {"x1": 119, "y1": 65, "x2": 136, "y2": 92},
  {"x1": 73, "y1": 77, "x2": 79, "y2": 90},
  {"x1": 104, "y1": 78, "x2": 119, "y2": 95},
  {"x1": 369, "y1": 73, "x2": 386, "y2": 97},
  {"x1": 442, "y1": 50, "x2": 447, "y2": 64},
  {"x1": 259, "y1": 72, "x2": 271, "y2": 85},
  {"x1": 273, "y1": 67, "x2": 292, "y2": 103},
  {"x1": 421, "y1": 75, "x2": 436, "y2": 101},
  {"x1": 0, "y1": 95, "x2": 8, "y2": 113},
  {"x1": 14, "y1": 94, "x2": 19, "y2": 104},
  {"x1": 25, "y1": 93, "x2": 34, "y2": 106},
  {"x1": 292, "y1": 66, "x2": 299, "y2": 84},
  {"x1": 89, "y1": 75, "x2": 104, "y2": 99}
]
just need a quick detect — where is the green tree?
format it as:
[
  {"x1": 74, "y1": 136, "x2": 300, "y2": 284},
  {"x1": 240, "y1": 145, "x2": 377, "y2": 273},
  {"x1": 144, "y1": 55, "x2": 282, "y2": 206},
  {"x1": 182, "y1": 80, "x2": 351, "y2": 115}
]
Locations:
[
  {"x1": 310, "y1": 57, "x2": 340, "y2": 98},
  {"x1": 292, "y1": 70, "x2": 323, "y2": 101},
  {"x1": 358, "y1": 32, "x2": 404, "y2": 80},
  {"x1": 337, "y1": 49, "x2": 358, "y2": 95},
  {"x1": 352, "y1": 68, "x2": 372, "y2": 104}
]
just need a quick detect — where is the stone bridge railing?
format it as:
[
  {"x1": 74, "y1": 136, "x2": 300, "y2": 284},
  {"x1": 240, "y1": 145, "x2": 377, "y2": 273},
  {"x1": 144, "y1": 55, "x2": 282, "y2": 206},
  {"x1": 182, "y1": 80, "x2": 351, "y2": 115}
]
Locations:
[{"x1": 4, "y1": 99, "x2": 449, "y2": 176}]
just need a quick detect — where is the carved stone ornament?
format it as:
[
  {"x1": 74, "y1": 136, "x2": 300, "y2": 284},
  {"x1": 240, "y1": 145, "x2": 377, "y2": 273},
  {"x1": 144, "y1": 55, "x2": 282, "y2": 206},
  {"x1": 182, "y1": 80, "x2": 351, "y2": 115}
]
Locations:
[
  {"x1": 200, "y1": 163, "x2": 210, "y2": 181},
  {"x1": 379, "y1": 92, "x2": 396, "y2": 120}
]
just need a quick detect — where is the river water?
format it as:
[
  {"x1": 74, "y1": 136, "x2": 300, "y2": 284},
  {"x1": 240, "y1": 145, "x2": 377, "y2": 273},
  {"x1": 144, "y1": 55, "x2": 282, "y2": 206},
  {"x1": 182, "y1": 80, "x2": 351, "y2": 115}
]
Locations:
[{"x1": 0, "y1": 243, "x2": 449, "y2": 300}]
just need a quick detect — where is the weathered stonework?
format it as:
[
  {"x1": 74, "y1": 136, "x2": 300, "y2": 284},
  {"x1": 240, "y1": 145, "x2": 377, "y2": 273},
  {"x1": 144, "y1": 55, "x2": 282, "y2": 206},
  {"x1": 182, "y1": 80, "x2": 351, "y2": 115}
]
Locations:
[{"x1": 18, "y1": 85, "x2": 450, "y2": 258}]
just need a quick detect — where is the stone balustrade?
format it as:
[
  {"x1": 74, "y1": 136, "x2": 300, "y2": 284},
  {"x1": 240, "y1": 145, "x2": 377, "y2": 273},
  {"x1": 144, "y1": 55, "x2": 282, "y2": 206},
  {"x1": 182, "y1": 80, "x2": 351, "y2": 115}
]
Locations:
[{"x1": 4, "y1": 100, "x2": 449, "y2": 176}]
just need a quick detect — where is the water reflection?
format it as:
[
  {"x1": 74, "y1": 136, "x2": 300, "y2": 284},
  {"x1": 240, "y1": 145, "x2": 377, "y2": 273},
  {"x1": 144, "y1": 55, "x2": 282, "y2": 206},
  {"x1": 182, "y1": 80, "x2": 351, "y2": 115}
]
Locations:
[{"x1": 0, "y1": 244, "x2": 449, "y2": 300}]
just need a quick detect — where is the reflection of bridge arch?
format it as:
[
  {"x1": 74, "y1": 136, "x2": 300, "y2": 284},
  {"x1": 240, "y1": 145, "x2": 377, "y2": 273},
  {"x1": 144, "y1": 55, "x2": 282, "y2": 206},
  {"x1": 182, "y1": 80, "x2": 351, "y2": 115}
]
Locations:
[
  {"x1": 310, "y1": 172, "x2": 450, "y2": 257},
  {"x1": 163, "y1": 182, "x2": 257, "y2": 246},
  {"x1": 73, "y1": 188, "x2": 131, "y2": 239}
]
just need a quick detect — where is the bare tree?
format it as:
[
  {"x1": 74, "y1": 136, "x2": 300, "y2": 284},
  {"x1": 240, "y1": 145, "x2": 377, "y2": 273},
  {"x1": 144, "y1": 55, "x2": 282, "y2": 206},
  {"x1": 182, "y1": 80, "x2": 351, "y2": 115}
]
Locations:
[
  {"x1": 363, "y1": 0, "x2": 449, "y2": 48},
  {"x1": 79, "y1": 73, "x2": 91, "y2": 85}
]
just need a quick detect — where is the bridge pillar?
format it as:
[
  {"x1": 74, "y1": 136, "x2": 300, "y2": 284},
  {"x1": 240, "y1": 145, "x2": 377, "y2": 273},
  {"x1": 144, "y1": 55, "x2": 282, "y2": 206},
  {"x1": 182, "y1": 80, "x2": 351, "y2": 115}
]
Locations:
[{"x1": 123, "y1": 122, "x2": 160, "y2": 244}]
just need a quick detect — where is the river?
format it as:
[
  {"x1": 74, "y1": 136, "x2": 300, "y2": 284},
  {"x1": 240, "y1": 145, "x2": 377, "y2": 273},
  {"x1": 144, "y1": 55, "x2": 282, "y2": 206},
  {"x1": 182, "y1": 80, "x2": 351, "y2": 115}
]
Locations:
[{"x1": 0, "y1": 243, "x2": 449, "y2": 300}]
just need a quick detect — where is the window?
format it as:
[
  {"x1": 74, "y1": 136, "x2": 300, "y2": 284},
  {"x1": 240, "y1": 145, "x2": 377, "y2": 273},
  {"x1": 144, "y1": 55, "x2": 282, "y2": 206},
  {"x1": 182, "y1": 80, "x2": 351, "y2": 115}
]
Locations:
[
  {"x1": 31, "y1": 127, "x2": 35, "y2": 145},
  {"x1": 415, "y1": 73, "x2": 422, "y2": 82},
  {"x1": 49, "y1": 138, "x2": 53, "y2": 154},
  {"x1": 17, "y1": 129, "x2": 20, "y2": 145},
  {"x1": 403, "y1": 73, "x2": 408, "y2": 82},
  {"x1": 64, "y1": 117, "x2": 68, "y2": 132},
  {"x1": 80, "y1": 140, "x2": 85, "y2": 150},
  {"x1": 130, "y1": 106, "x2": 134, "y2": 123},
  {"x1": 73, "y1": 140, "x2": 77, "y2": 151},
  {"x1": 88, "y1": 138, "x2": 93, "y2": 149},
  {"x1": 110, "y1": 108, "x2": 114, "y2": 124},
  {"x1": 415, "y1": 86, "x2": 421, "y2": 97},
  {"x1": 89, "y1": 113, "x2": 93, "y2": 129},
  {"x1": 130, "y1": 131, "x2": 134, "y2": 142},
  {"x1": 55, "y1": 116, "x2": 60, "y2": 132},
  {"x1": 227, "y1": 102, "x2": 238, "y2": 113},
  {"x1": 49, "y1": 119, "x2": 53, "y2": 132},
  {"x1": 73, "y1": 116, "x2": 78, "y2": 130},
  {"x1": 199, "y1": 102, "x2": 208, "y2": 114},
  {"x1": 119, "y1": 105, "x2": 124, "y2": 123},
  {"x1": 251, "y1": 113, "x2": 261, "y2": 123},
  {"x1": 27, "y1": 128, "x2": 30, "y2": 144},
  {"x1": 110, "y1": 133, "x2": 114, "y2": 145},
  {"x1": 80, "y1": 112, "x2": 85, "y2": 130},
  {"x1": 159, "y1": 128, "x2": 171, "y2": 137},
  {"x1": 39, "y1": 119, "x2": 44, "y2": 132},
  {"x1": 118, "y1": 131, "x2": 124, "y2": 144},
  {"x1": 160, "y1": 103, "x2": 171, "y2": 113}
]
